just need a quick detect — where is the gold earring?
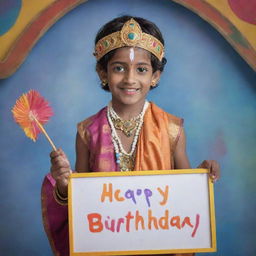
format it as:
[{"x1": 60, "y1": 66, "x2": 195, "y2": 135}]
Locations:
[
  {"x1": 152, "y1": 79, "x2": 159, "y2": 87},
  {"x1": 101, "y1": 80, "x2": 108, "y2": 86}
]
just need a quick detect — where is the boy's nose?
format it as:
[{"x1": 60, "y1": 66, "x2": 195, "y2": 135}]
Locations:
[{"x1": 124, "y1": 69, "x2": 136, "y2": 85}]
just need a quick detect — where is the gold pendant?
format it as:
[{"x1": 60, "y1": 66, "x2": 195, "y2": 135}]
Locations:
[
  {"x1": 113, "y1": 118, "x2": 137, "y2": 137},
  {"x1": 122, "y1": 120, "x2": 136, "y2": 137},
  {"x1": 119, "y1": 154, "x2": 134, "y2": 171}
]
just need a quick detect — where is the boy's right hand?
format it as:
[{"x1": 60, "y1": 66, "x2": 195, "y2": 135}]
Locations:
[{"x1": 50, "y1": 148, "x2": 71, "y2": 197}]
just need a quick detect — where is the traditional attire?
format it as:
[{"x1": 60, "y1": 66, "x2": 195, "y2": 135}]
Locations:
[{"x1": 41, "y1": 102, "x2": 192, "y2": 256}]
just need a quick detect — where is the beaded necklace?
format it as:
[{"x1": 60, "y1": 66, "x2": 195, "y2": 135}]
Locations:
[{"x1": 107, "y1": 101, "x2": 149, "y2": 171}]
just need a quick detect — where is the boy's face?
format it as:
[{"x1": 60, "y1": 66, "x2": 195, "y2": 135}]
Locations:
[{"x1": 99, "y1": 47, "x2": 160, "y2": 109}]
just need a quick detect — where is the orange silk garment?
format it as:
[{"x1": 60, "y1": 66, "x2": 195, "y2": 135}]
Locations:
[
  {"x1": 134, "y1": 103, "x2": 193, "y2": 256},
  {"x1": 134, "y1": 102, "x2": 183, "y2": 171}
]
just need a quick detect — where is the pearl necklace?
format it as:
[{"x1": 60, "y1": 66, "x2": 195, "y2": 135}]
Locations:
[{"x1": 107, "y1": 101, "x2": 149, "y2": 171}]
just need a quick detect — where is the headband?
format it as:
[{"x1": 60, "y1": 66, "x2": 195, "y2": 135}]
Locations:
[{"x1": 94, "y1": 18, "x2": 165, "y2": 61}]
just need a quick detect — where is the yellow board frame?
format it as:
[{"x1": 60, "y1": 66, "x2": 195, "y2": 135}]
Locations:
[{"x1": 68, "y1": 169, "x2": 216, "y2": 255}]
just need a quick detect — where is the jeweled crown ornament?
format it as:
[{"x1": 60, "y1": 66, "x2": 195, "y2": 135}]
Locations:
[{"x1": 94, "y1": 18, "x2": 164, "y2": 61}]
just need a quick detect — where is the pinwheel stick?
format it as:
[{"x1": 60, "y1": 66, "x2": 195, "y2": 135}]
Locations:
[{"x1": 32, "y1": 115, "x2": 57, "y2": 151}]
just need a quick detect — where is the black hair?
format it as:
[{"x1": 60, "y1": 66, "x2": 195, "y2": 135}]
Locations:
[{"x1": 95, "y1": 15, "x2": 167, "y2": 91}]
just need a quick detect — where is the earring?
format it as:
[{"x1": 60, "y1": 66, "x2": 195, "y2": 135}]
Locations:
[
  {"x1": 101, "y1": 80, "x2": 108, "y2": 86},
  {"x1": 151, "y1": 80, "x2": 156, "y2": 87},
  {"x1": 151, "y1": 79, "x2": 160, "y2": 87}
]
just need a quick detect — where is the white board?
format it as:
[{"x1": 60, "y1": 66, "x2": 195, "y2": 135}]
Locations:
[{"x1": 68, "y1": 169, "x2": 216, "y2": 255}]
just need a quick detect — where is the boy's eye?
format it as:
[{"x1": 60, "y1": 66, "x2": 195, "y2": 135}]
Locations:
[
  {"x1": 137, "y1": 67, "x2": 148, "y2": 73},
  {"x1": 113, "y1": 66, "x2": 125, "y2": 72}
]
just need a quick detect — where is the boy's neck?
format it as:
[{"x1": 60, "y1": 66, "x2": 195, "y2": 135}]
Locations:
[{"x1": 111, "y1": 100, "x2": 147, "y2": 120}]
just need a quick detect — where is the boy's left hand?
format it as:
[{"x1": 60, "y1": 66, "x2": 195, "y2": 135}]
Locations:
[{"x1": 198, "y1": 160, "x2": 220, "y2": 182}]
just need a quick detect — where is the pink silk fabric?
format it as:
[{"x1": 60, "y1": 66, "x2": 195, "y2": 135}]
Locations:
[
  {"x1": 41, "y1": 103, "x2": 193, "y2": 256},
  {"x1": 41, "y1": 173, "x2": 69, "y2": 256},
  {"x1": 77, "y1": 107, "x2": 120, "y2": 172}
]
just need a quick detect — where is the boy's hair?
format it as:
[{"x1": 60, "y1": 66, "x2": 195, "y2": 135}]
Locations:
[{"x1": 95, "y1": 15, "x2": 167, "y2": 91}]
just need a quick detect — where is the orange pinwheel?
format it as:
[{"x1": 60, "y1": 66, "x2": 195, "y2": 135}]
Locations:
[{"x1": 12, "y1": 90, "x2": 56, "y2": 150}]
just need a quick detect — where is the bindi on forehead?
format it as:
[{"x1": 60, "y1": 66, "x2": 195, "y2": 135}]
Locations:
[{"x1": 129, "y1": 47, "x2": 135, "y2": 62}]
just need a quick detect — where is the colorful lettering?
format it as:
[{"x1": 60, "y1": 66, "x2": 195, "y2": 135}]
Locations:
[
  {"x1": 105, "y1": 216, "x2": 115, "y2": 232},
  {"x1": 114, "y1": 189, "x2": 125, "y2": 201},
  {"x1": 157, "y1": 185, "x2": 169, "y2": 205},
  {"x1": 125, "y1": 211, "x2": 134, "y2": 232},
  {"x1": 116, "y1": 218, "x2": 125, "y2": 232},
  {"x1": 170, "y1": 216, "x2": 181, "y2": 229},
  {"x1": 87, "y1": 213, "x2": 103, "y2": 233},
  {"x1": 95, "y1": 183, "x2": 202, "y2": 239},
  {"x1": 181, "y1": 216, "x2": 193, "y2": 228},
  {"x1": 191, "y1": 214, "x2": 200, "y2": 237},
  {"x1": 135, "y1": 210, "x2": 145, "y2": 230},
  {"x1": 148, "y1": 209, "x2": 159, "y2": 230},
  {"x1": 86, "y1": 210, "x2": 200, "y2": 238},
  {"x1": 125, "y1": 189, "x2": 136, "y2": 204},
  {"x1": 144, "y1": 189, "x2": 153, "y2": 207},
  {"x1": 101, "y1": 183, "x2": 113, "y2": 202},
  {"x1": 100, "y1": 183, "x2": 153, "y2": 207},
  {"x1": 159, "y1": 210, "x2": 169, "y2": 229}
]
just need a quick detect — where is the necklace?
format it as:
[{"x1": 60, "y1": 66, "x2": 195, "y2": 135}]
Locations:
[
  {"x1": 109, "y1": 105, "x2": 143, "y2": 137},
  {"x1": 110, "y1": 117, "x2": 137, "y2": 137},
  {"x1": 107, "y1": 101, "x2": 149, "y2": 171}
]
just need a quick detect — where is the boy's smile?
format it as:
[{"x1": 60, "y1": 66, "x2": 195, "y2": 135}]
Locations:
[{"x1": 99, "y1": 47, "x2": 160, "y2": 115}]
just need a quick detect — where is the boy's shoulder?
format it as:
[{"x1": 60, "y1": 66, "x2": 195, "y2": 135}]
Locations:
[
  {"x1": 148, "y1": 102, "x2": 183, "y2": 148},
  {"x1": 77, "y1": 106, "x2": 107, "y2": 130},
  {"x1": 150, "y1": 102, "x2": 183, "y2": 126},
  {"x1": 77, "y1": 106, "x2": 107, "y2": 144}
]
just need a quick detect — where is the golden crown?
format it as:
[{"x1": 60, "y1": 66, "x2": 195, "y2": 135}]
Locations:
[{"x1": 94, "y1": 18, "x2": 164, "y2": 61}]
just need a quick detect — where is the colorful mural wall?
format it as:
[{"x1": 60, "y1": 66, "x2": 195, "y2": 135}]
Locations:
[
  {"x1": 0, "y1": 0, "x2": 255, "y2": 79},
  {"x1": 0, "y1": 0, "x2": 255, "y2": 255}
]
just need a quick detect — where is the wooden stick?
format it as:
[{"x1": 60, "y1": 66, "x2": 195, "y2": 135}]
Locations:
[{"x1": 33, "y1": 116, "x2": 57, "y2": 151}]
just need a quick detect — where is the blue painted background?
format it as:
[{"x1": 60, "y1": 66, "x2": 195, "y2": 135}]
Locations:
[{"x1": 0, "y1": 0, "x2": 256, "y2": 255}]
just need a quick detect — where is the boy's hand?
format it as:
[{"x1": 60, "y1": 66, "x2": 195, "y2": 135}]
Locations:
[
  {"x1": 198, "y1": 160, "x2": 220, "y2": 182},
  {"x1": 50, "y1": 148, "x2": 71, "y2": 197}
]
